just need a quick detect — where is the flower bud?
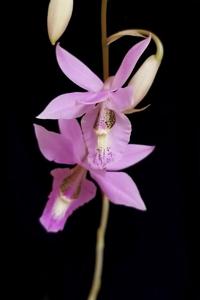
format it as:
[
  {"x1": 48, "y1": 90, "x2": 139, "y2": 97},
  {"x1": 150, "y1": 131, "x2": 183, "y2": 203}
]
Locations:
[
  {"x1": 128, "y1": 54, "x2": 160, "y2": 107},
  {"x1": 47, "y1": 0, "x2": 73, "y2": 45}
]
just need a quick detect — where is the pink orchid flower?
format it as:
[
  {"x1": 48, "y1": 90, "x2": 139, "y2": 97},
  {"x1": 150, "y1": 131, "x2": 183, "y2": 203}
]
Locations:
[
  {"x1": 34, "y1": 119, "x2": 154, "y2": 232},
  {"x1": 37, "y1": 37, "x2": 151, "y2": 169}
]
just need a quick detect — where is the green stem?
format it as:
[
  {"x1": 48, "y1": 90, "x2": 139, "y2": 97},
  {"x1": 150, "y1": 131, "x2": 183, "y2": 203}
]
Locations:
[
  {"x1": 87, "y1": 2, "x2": 110, "y2": 299},
  {"x1": 87, "y1": 196, "x2": 110, "y2": 300},
  {"x1": 101, "y1": 0, "x2": 109, "y2": 80}
]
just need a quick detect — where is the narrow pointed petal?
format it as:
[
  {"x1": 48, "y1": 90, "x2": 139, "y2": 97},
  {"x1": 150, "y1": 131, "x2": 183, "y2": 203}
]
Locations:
[
  {"x1": 81, "y1": 106, "x2": 131, "y2": 169},
  {"x1": 111, "y1": 37, "x2": 151, "y2": 90},
  {"x1": 128, "y1": 55, "x2": 160, "y2": 107},
  {"x1": 47, "y1": 0, "x2": 73, "y2": 45},
  {"x1": 90, "y1": 171, "x2": 146, "y2": 210},
  {"x1": 56, "y1": 44, "x2": 104, "y2": 92},
  {"x1": 108, "y1": 86, "x2": 133, "y2": 111},
  {"x1": 37, "y1": 92, "x2": 94, "y2": 119},
  {"x1": 40, "y1": 168, "x2": 97, "y2": 232},
  {"x1": 34, "y1": 124, "x2": 76, "y2": 164},
  {"x1": 107, "y1": 144, "x2": 155, "y2": 170},
  {"x1": 58, "y1": 119, "x2": 86, "y2": 163}
]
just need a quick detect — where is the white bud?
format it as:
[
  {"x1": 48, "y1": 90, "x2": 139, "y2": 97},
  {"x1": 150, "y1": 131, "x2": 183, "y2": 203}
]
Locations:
[
  {"x1": 128, "y1": 55, "x2": 160, "y2": 107},
  {"x1": 47, "y1": 0, "x2": 73, "y2": 45}
]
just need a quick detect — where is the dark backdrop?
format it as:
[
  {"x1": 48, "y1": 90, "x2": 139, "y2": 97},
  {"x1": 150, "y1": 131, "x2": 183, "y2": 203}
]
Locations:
[{"x1": 10, "y1": 0, "x2": 199, "y2": 299}]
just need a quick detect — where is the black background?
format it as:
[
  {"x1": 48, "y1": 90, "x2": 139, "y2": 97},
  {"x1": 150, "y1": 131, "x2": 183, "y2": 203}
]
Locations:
[{"x1": 10, "y1": 0, "x2": 199, "y2": 299}]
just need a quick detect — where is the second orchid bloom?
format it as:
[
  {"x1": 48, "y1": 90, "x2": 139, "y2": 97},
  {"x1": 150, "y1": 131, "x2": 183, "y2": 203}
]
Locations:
[{"x1": 34, "y1": 119, "x2": 154, "y2": 232}]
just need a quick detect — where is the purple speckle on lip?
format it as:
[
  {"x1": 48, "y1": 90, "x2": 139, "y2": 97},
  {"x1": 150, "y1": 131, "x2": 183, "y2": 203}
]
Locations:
[
  {"x1": 94, "y1": 107, "x2": 116, "y2": 133},
  {"x1": 93, "y1": 146, "x2": 114, "y2": 169}
]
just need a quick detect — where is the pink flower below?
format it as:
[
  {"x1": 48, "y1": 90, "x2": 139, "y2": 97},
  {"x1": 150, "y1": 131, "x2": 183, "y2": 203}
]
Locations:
[{"x1": 34, "y1": 119, "x2": 154, "y2": 232}]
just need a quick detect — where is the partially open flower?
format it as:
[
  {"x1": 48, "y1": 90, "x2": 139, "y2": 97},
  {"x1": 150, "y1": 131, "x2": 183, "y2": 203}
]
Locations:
[{"x1": 47, "y1": 0, "x2": 73, "y2": 45}]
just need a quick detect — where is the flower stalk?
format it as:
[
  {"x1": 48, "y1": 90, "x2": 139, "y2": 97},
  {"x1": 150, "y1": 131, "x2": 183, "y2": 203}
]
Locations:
[
  {"x1": 87, "y1": 1, "x2": 110, "y2": 299},
  {"x1": 101, "y1": 0, "x2": 109, "y2": 80},
  {"x1": 107, "y1": 28, "x2": 164, "y2": 62},
  {"x1": 87, "y1": 195, "x2": 110, "y2": 300}
]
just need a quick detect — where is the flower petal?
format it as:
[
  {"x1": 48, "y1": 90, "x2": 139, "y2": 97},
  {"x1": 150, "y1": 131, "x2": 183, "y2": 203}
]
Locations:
[
  {"x1": 90, "y1": 170, "x2": 146, "y2": 210},
  {"x1": 78, "y1": 90, "x2": 108, "y2": 104},
  {"x1": 37, "y1": 92, "x2": 94, "y2": 119},
  {"x1": 34, "y1": 124, "x2": 76, "y2": 164},
  {"x1": 107, "y1": 144, "x2": 155, "y2": 170},
  {"x1": 111, "y1": 37, "x2": 151, "y2": 90},
  {"x1": 108, "y1": 86, "x2": 133, "y2": 111},
  {"x1": 58, "y1": 119, "x2": 86, "y2": 163},
  {"x1": 56, "y1": 44, "x2": 104, "y2": 92},
  {"x1": 40, "y1": 168, "x2": 97, "y2": 232},
  {"x1": 81, "y1": 106, "x2": 131, "y2": 169}
]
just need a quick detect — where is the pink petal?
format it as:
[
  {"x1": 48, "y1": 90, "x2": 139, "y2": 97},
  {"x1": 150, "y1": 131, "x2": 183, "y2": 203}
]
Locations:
[
  {"x1": 40, "y1": 168, "x2": 97, "y2": 232},
  {"x1": 34, "y1": 124, "x2": 76, "y2": 164},
  {"x1": 58, "y1": 119, "x2": 86, "y2": 163},
  {"x1": 81, "y1": 106, "x2": 132, "y2": 169},
  {"x1": 90, "y1": 170, "x2": 146, "y2": 210},
  {"x1": 56, "y1": 44, "x2": 104, "y2": 92},
  {"x1": 108, "y1": 86, "x2": 134, "y2": 111},
  {"x1": 111, "y1": 37, "x2": 151, "y2": 90},
  {"x1": 78, "y1": 90, "x2": 108, "y2": 104},
  {"x1": 107, "y1": 144, "x2": 155, "y2": 170},
  {"x1": 37, "y1": 92, "x2": 94, "y2": 119}
]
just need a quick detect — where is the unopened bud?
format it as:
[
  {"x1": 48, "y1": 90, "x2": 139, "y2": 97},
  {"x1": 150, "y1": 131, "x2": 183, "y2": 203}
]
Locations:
[
  {"x1": 47, "y1": 0, "x2": 73, "y2": 45},
  {"x1": 128, "y1": 55, "x2": 160, "y2": 108}
]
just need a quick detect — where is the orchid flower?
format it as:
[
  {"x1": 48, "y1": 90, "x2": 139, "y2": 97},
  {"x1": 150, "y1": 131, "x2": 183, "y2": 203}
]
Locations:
[
  {"x1": 34, "y1": 119, "x2": 154, "y2": 232},
  {"x1": 37, "y1": 37, "x2": 151, "y2": 169}
]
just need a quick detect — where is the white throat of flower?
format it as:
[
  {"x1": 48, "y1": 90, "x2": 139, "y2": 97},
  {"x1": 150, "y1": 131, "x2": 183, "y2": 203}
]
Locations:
[
  {"x1": 51, "y1": 166, "x2": 86, "y2": 220},
  {"x1": 97, "y1": 133, "x2": 108, "y2": 149},
  {"x1": 52, "y1": 194, "x2": 72, "y2": 219}
]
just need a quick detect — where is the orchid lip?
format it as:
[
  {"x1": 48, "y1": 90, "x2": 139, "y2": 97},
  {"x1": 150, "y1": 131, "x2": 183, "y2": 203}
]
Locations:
[
  {"x1": 60, "y1": 165, "x2": 86, "y2": 198},
  {"x1": 52, "y1": 194, "x2": 72, "y2": 219},
  {"x1": 51, "y1": 166, "x2": 87, "y2": 220},
  {"x1": 91, "y1": 105, "x2": 116, "y2": 169},
  {"x1": 94, "y1": 105, "x2": 116, "y2": 133}
]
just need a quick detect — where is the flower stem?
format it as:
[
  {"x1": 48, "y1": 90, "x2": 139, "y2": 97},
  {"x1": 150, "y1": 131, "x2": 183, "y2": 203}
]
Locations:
[
  {"x1": 107, "y1": 29, "x2": 164, "y2": 62},
  {"x1": 134, "y1": 29, "x2": 163, "y2": 61},
  {"x1": 87, "y1": 2, "x2": 110, "y2": 299},
  {"x1": 87, "y1": 195, "x2": 110, "y2": 300},
  {"x1": 101, "y1": 0, "x2": 109, "y2": 80}
]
